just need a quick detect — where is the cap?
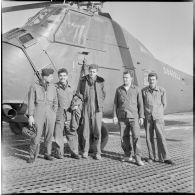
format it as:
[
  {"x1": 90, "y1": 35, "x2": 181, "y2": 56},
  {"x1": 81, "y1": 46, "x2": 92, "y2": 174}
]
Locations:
[{"x1": 41, "y1": 68, "x2": 54, "y2": 76}]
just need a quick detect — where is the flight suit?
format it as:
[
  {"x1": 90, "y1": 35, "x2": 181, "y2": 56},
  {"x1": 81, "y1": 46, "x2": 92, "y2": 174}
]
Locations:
[
  {"x1": 28, "y1": 80, "x2": 58, "y2": 159},
  {"x1": 142, "y1": 85, "x2": 170, "y2": 161},
  {"x1": 114, "y1": 84, "x2": 144, "y2": 161},
  {"x1": 78, "y1": 75, "x2": 106, "y2": 155},
  {"x1": 54, "y1": 82, "x2": 79, "y2": 156}
]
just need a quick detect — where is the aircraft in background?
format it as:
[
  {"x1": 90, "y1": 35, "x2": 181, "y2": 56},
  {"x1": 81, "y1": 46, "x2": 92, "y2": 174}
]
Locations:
[{"x1": 2, "y1": 1, "x2": 193, "y2": 148}]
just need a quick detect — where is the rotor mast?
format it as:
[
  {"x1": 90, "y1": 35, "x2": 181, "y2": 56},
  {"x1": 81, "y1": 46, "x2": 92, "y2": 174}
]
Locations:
[{"x1": 65, "y1": 1, "x2": 104, "y2": 13}]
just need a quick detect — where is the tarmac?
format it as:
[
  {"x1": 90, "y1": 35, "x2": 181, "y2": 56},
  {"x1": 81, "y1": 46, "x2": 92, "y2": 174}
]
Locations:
[{"x1": 1, "y1": 112, "x2": 194, "y2": 193}]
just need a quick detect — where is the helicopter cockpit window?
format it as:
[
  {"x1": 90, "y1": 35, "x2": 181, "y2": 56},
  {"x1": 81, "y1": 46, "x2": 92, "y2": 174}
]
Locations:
[
  {"x1": 19, "y1": 33, "x2": 34, "y2": 44},
  {"x1": 25, "y1": 7, "x2": 66, "y2": 31},
  {"x1": 55, "y1": 10, "x2": 90, "y2": 46}
]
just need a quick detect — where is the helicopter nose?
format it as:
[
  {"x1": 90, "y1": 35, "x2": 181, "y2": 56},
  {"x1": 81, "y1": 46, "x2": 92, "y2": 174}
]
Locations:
[{"x1": 2, "y1": 43, "x2": 35, "y2": 102}]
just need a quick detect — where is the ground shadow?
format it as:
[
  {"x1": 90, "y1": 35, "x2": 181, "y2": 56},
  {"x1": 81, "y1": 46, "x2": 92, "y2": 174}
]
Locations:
[
  {"x1": 2, "y1": 143, "x2": 29, "y2": 161},
  {"x1": 101, "y1": 150, "x2": 147, "y2": 165},
  {"x1": 105, "y1": 120, "x2": 189, "y2": 134},
  {"x1": 108, "y1": 132, "x2": 182, "y2": 142},
  {"x1": 164, "y1": 120, "x2": 189, "y2": 126}
]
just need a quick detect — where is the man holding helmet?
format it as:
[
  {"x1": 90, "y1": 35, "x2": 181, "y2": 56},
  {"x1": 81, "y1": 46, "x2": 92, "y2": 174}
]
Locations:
[{"x1": 27, "y1": 68, "x2": 58, "y2": 163}]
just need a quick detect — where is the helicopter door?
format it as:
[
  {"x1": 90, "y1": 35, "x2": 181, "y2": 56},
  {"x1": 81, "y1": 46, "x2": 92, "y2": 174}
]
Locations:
[{"x1": 24, "y1": 42, "x2": 55, "y2": 72}]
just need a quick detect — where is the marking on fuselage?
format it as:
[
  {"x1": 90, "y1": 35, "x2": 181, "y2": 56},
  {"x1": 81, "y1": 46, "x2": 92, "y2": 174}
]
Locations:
[{"x1": 163, "y1": 66, "x2": 181, "y2": 80}]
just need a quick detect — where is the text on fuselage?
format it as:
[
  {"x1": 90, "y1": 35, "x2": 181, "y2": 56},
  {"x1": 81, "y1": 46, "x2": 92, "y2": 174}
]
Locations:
[{"x1": 163, "y1": 66, "x2": 181, "y2": 80}]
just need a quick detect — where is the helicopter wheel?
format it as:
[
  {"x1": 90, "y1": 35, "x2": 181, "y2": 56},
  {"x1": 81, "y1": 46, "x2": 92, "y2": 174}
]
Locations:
[{"x1": 9, "y1": 122, "x2": 26, "y2": 135}]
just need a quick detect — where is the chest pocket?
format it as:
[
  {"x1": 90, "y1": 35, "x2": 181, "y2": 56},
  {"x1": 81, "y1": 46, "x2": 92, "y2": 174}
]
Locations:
[
  {"x1": 145, "y1": 92, "x2": 153, "y2": 106},
  {"x1": 118, "y1": 90, "x2": 126, "y2": 104}
]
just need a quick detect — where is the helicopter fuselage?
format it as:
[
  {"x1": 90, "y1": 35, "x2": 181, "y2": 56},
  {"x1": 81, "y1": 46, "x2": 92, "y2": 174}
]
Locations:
[{"x1": 2, "y1": 4, "x2": 193, "y2": 124}]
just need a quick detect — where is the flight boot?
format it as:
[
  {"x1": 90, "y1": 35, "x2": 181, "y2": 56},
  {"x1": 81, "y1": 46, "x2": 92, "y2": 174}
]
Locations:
[
  {"x1": 94, "y1": 154, "x2": 102, "y2": 160},
  {"x1": 135, "y1": 155, "x2": 144, "y2": 166},
  {"x1": 55, "y1": 148, "x2": 64, "y2": 159},
  {"x1": 71, "y1": 153, "x2": 80, "y2": 159},
  {"x1": 164, "y1": 159, "x2": 176, "y2": 165},
  {"x1": 44, "y1": 154, "x2": 55, "y2": 161},
  {"x1": 82, "y1": 152, "x2": 88, "y2": 159}
]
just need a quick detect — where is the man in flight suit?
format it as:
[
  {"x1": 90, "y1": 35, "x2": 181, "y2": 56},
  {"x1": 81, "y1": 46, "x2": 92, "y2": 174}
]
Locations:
[
  {"x1": 27, "y1": 68, "x2": 58, "y2": 163},
  {"x1": 54, "y1": 68, "x2": 80, "y2": 159},
  {"x1": 142, "y1": 72, "x2": 175, "y2": 165},
  {"x1": 78, "y1": 64, "x2": 106, "y2": 160},
  {"x1": 113, "y1": 70, "x2": 145, "y2": 166}
]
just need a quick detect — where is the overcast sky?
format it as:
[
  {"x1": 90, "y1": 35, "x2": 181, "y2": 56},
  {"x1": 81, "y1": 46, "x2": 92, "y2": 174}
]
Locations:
[
  {"x1": 102, "y1": 2, "x2": 193, "y2": 76},
  {"x1": 2, "y1": 1, "x2": 193, "y2": 75}
]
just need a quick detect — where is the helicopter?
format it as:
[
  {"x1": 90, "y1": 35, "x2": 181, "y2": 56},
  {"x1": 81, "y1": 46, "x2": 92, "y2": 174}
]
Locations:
[{"x1": 2, "y1": 1, "x2": 193, "y2": 150}]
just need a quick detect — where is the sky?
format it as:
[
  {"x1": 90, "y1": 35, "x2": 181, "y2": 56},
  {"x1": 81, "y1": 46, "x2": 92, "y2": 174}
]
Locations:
[{"x1": 1, "y1": 1, "x2": 193, "y2": 75}]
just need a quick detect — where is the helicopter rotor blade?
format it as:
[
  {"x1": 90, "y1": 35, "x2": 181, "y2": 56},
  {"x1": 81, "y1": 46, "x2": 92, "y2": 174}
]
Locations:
[{"x1": 2, "y1": 2, "x2": 59, "y2": 13}]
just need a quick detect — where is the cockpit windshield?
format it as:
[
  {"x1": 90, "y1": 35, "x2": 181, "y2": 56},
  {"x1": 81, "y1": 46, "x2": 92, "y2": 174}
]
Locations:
[
  {"x1": 25, "y1": 6, "x2": 66, "y2": 35},
  {"x1": 24, "y1": 6, "x2": 90, "y2": 46},
  {"x1": 55, "y1": 10, "x2": 91, "y2": 46}
]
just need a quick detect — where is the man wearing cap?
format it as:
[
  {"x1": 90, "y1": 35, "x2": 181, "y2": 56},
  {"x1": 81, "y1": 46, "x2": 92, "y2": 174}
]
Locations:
[
  {"x1": 54, "y1": 68, "x2": 80, "y2": 159},
  {"x1": 142, "y1": 72, "x2": 175, "y2": 165},
  {"x1": 77, "y1": 64, "x2": 106, "y2": 160},
  {"x1": 27, "y1": 68, "x2": 58, "y2": 163},
  {"x1": 113, "y1": 70, "x2": 145, "y2": 166}
]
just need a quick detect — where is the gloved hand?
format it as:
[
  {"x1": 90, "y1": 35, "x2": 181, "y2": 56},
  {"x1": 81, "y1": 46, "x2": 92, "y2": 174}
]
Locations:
[{"x1": 28, "y1": 116, "x2": 35, "y2": 127}]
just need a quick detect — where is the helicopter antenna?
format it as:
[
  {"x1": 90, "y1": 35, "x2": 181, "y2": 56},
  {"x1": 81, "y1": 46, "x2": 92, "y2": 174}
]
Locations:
[
  {"x1": 43, "y1": 50, "x2": 58, "y2": 72},
  {"x1": 81, "y1": 1, "x2": 103, "y2": 13}
]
